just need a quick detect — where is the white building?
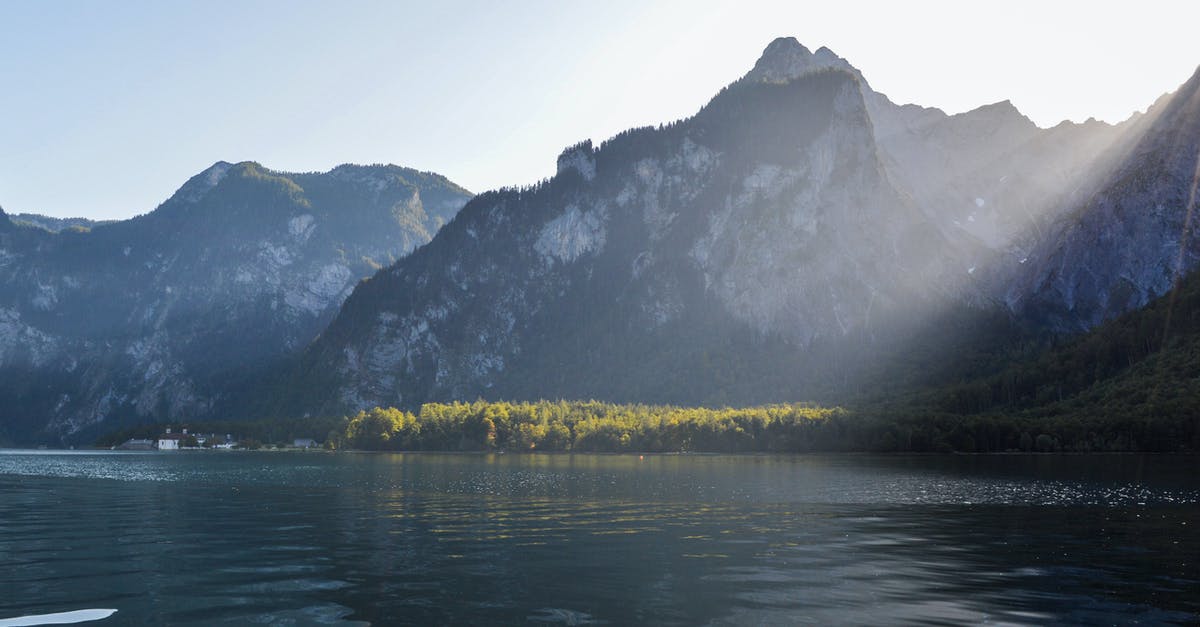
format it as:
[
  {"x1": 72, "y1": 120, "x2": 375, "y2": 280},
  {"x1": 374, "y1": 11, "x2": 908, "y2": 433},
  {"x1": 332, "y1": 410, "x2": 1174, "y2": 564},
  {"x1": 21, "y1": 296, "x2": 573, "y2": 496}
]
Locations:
[{"x1": 157, "y1": 427, "x2": 187, "y2": 451}]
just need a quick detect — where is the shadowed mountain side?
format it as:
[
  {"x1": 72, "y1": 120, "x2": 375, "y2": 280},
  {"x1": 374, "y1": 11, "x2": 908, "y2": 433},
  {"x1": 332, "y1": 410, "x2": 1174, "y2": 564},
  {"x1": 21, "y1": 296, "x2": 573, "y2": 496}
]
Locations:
[{"x1": 1007, "y1": 65, "x2": 1200, "y2": 331}]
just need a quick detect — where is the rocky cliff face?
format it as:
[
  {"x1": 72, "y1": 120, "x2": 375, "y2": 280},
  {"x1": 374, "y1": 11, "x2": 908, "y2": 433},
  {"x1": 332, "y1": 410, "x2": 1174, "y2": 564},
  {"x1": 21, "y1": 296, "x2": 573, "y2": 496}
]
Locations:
[
  {"x1": 1008, "y1": 67, "x2": 1200, "y2": 331},
  {"x1": 284, "y1": 38, "x2": 1199, "y2": 418},
  {"x1": 0, "y1": 162, "x2": 470, "y2": 443},
  {"x1": 304, "y1": 70, "x2": 929, "y2": 413}
]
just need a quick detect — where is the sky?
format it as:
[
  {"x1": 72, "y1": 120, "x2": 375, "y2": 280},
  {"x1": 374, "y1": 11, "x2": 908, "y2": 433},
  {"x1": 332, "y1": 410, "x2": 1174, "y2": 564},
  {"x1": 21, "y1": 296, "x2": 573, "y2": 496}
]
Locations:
[{"x1": 2, "y1": 0, "x2": 1199, "y2": 220}]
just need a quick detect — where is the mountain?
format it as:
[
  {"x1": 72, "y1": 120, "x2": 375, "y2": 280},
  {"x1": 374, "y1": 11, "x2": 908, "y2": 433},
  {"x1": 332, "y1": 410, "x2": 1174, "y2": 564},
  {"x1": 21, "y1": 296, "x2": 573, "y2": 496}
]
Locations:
[
  {"x1": 0, "y1": 162, "x2": 471, "y2": 444},
  {"x1": 277, "y1": 38, "x2": 1190, "y2": 418},
  {"x1": 1006, "y1": 67, "x2": 1200, "y2": 331},
  {"x1": 876, "y1": 261, "x2": 1200, "y2": 452},
  {"x1": 8, "y1": 37, "x2": 1197, "y2": 444}
]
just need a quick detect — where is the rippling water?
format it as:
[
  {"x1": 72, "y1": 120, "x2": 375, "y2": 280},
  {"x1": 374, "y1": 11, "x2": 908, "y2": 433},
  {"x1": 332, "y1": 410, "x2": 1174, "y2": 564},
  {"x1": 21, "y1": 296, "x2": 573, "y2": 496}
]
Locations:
[{"x1": 0, "y1": 451, "x2": 1197, "y2": 625}]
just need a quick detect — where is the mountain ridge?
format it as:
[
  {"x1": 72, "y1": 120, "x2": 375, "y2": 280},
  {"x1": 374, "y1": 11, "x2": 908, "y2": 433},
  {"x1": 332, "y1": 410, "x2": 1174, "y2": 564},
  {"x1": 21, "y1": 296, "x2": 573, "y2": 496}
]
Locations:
[
  {"x1": 6, "y1": 37, "x2": 1200, "y2": 445},
  {"x1": 264, "y1": 38, "x2": 1200, "y2": 423},
  {"x1": 0, "y1": 160, "x2": 472, "y2": 444},
  {"x1": 1006, "y1": 63, "x2": 1200, "y2": 331}
]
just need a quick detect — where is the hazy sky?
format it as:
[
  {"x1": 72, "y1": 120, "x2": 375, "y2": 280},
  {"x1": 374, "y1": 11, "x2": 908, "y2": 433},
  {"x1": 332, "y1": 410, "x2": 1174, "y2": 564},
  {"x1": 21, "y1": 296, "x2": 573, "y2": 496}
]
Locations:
[{"x1": 3, "y1": 0, "x2": 1199, "y2": 219}]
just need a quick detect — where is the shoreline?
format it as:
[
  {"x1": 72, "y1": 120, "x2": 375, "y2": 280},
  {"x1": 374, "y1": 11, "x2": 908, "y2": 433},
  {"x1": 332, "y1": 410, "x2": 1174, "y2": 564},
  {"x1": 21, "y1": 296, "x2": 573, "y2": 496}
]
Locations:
[{"x1": 2, "y1": 447, "x2": 1195, "y2": 457}]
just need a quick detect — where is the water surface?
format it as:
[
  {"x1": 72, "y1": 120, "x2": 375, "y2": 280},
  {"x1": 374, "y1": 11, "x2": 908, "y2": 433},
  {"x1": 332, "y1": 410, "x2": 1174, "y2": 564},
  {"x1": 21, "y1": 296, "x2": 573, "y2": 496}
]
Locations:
[{"x1": 1, "y1": 451, "x2": 1197, "y2": 624}]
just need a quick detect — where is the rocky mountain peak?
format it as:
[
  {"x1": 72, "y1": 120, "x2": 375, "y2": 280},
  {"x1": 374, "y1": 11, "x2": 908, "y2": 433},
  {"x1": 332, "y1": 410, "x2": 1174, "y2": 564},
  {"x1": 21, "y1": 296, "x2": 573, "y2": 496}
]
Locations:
[
  {"x1": 171, "y1": 160, "x2": 236, "y2": 204},
  {"x1": 962, "y1": 100, "x2": 1036, "y2": 129},
  {"x1": 744, "y1": 37, "x2": 855, "y2": 84},
  {"x1": 1159, "y1": 63, "x2": 1200, "y2": 123},
  {"x1": 556, "y1": 140, "x2": 597, "y2": 181},
  {"x1": 201, "y1": 160, "x2": 234, "y2": 182}
]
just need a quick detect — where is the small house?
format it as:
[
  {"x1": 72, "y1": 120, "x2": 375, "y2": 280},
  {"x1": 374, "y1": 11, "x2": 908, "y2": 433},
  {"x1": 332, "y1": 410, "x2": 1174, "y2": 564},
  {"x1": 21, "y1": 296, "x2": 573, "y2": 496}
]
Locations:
[{"x1": 293, "y1": 438, "x2": 317, "y2": 449}]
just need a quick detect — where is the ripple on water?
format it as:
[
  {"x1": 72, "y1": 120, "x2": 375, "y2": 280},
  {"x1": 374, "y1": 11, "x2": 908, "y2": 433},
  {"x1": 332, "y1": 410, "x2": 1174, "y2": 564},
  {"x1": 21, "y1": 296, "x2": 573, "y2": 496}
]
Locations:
[{"x1": 0, "y1": 451, "x2": 1197, "y2": 624}]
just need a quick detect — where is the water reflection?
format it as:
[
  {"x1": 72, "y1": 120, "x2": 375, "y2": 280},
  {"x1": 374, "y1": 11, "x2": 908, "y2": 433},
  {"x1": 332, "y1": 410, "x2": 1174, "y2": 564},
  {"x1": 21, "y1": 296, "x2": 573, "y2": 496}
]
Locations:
[{"x1": 0, "y1": 451, "x2": 1196, "y2": 624}]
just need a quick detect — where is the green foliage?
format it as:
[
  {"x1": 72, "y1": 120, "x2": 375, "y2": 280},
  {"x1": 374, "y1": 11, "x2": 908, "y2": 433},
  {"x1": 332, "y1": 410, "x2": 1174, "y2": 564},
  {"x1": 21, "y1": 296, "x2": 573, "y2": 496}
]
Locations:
[
  {"x1": 341, "y1": 407, "x2": 421, "y2": 450},
  {"x1": 857, "y1": 268, "x2": 1200, "y2": 453},
  {"x1": 332, "y1": 400, "x2": 845, "y2": 453}
]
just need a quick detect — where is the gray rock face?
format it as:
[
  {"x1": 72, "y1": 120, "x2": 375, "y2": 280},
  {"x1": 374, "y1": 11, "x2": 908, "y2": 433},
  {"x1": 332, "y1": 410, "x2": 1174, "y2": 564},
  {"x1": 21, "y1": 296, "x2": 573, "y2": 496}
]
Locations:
[
  {"x1": 1008, "y1": 67, "x2": 1200, "y2": 330},
  {"x1": 291, "y1": 38, "x2": 1200, "y2": 417},
  {"x1": 0, "y1": 162, "x2": 471, "y2": 443},
  {"x1": 743, "y1": 38, "x2": 856, "y2": 84},
  {"x1": 688, "y1": 76, "x2": 936, "y2": 343}
]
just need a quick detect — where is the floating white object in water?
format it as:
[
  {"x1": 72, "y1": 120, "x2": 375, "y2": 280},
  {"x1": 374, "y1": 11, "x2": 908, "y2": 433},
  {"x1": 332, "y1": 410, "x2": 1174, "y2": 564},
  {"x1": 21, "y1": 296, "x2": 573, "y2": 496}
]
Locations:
[{"x1": 0, "y1": 609, "x2": 117, "y2": 626}]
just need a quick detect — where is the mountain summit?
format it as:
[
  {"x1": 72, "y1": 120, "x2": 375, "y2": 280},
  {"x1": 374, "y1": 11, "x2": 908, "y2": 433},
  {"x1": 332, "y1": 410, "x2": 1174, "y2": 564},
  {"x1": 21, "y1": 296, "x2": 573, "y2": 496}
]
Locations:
[{"x1": 743, "y1": 37, "x2": 855, "y2": 84}]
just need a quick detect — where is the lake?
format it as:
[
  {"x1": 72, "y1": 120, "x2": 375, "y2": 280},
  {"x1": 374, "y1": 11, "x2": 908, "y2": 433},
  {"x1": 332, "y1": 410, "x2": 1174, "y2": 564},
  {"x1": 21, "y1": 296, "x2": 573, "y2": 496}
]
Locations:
[{"x1": 0, "y1": 451, "x2": 1197, "y2": 625}]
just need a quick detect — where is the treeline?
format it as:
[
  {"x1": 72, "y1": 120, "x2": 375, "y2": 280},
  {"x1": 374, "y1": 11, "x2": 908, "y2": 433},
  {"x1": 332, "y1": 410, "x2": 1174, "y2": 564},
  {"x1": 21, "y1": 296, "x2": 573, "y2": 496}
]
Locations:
[
  {"x1": 925, "y1": 280, "x2": 1200, "y2": 417},
  {"x1": 851, "y1": 407, "x2": 1196, "y2": 453},
  {"x1": 886, "y1": 268, "x2": 1200, "y2": 453},
  {"x1": 330, "y1": 401, "x2": 846, "y2": 453},
  {"x1": 93, "y1": 397, "x2": 1196, "y2": 454},
  {"x1": 331, "y1": 399, "x2": 1198, "y2": 454}
]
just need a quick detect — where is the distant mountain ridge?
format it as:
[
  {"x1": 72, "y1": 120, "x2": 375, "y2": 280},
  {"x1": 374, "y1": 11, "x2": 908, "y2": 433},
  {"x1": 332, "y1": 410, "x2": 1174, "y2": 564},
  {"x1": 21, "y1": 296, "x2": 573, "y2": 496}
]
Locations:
[
  {"x1": 0, "y1": 161, "x2": 471, "y2": 443},
  {"x1": 270, "y1": 37, "x2": 1200, "y2": 420},
  {"x1": 8, "y1": 213, "x2": 116, "y2": 233}
]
